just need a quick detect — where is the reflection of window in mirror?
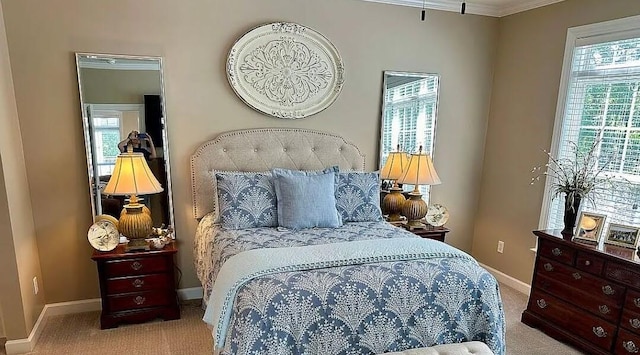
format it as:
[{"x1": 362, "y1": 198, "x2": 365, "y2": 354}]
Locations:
[{"x1": 379, "y1": 72, "x2": 440, "y2": 202}]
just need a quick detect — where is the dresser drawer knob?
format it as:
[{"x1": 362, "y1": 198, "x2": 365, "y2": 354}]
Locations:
[
  {"x1": 598, "y1": 305, "x2": 610, "y2": 315},
  {"x1": 572, "y1": 272, "x2": 582, "y2": 280},
  {"x1": 552, "y1": 248, "x2": 562, "y2": 257},
  {"x1": 132, "y1": 279, "x2": 144, "y2": 288},
  {"x1": 630, "y1": 319, "x2": 640, "y2": 329},
  {"x1": 602, "y1": 285, "x2": 615, "y2": 296},
  {"x1": 624, "y1": 340, "x2": 639, "y2": 353},
  {"x1": 634, "y1": 298, "x2": 640, "y2": 308},
  {"x1": 133, "y1": 296, "x2": 146, "y2": 305},
  {"x1": 584, "y1": 260, "x2": 591, "y2": 266},
  {"x1": 536, "y1": 299, "x2": 547, "y2": 309},
  {"x1": 592, "y1": 326, "x2": 608, "y2": 338},
  {"x1": 131, "y1": 261, "x2": 143, "y2": 271},
  {"x1": 543, "y1": 263, "x2": 554, "y2": 272}
]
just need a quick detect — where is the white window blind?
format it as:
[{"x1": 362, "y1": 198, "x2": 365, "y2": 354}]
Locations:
[
  {"x1": 546, "y1": 35, "x2": 640, "y2": 229},
  {"x1": 380, "y1": 76, "x2": 439, "y2": 200}
]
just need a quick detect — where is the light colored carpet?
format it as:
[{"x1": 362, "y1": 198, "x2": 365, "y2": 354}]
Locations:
[{"x1": 0, "y1": 284, "x2": 584, "y2": 355}]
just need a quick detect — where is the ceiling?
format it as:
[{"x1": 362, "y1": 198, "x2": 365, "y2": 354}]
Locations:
[{"x1": 361, "y1": 0, "x2": 566, "y2": 17}]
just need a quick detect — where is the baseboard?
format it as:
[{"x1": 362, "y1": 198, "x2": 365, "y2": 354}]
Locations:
[
  {"x1": 3, "y1": 287, "x2": 202, "y2": 354},
  {"x1": 479, "y1": 262, "x2": 531, "y2": 296},
  {"x1": 177, "y1": 286, "x2": 203, "y2": 300}
]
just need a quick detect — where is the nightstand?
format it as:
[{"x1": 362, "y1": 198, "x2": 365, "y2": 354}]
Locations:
[
  {"x1": 91, "y1": 243, "x2": 180, "y2": 329},
  {"x1": 401, "y1": 224, "x2": 450, "y2": 242}
]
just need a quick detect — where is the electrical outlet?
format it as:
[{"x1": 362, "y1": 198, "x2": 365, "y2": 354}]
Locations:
[
  {"x1": 497, "y1": 241, "x2": 504, "y2": 253},
  {"x1": 33, "y1": 276, "x2": 39, "y2": 295}
]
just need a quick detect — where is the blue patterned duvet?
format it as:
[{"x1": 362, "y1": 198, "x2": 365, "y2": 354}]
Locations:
[{"x1": 194, "y1": 215, "x2": 505, "y2": 355}]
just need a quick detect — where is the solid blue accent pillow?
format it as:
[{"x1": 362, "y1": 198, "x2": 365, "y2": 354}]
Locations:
[
  {"x1": 336, "y1": 171, "x2": 384, "y2": 222},
  {"x1": 215, "y1": 172, "x2": 277, "y2": 230},
  {"x1": 272, "y1": 167, "x2": 342, "y2": 229}
]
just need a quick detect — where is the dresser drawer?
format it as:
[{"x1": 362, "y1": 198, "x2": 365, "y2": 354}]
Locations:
[
  {"x1": 104, "y1": 256, "x2": 170, "y2": 277},
  {"x1": 576, "y1": 252, "x2": 605, "y2": 276},
  {"x1": 529, "y1": 289, "x2": 615, "y2": 350},
  {"x1": 106, "y1": 273, "x2": 171, "y2": 295},
  {"x1": 107, "y1": 290, "x2": 172, "y2": 312},
  {"x1": 537, "y1": 257, "x2": 624, "y2": 304},
  {"x1": 538, "y1": 239, "x2": 575, "y2": 265},
  {"x1": 606, "y1": 262, "x2": 640, "y2": 289},
  {"x1": 536, "y1": 274, "x2": 621, "y2": 323},
  {"x1": 621, "y1": 308, "x2": 640, "y2": 335},
  {"x1": 615, "y1": 328, "x2": 640, "y2": 354}
]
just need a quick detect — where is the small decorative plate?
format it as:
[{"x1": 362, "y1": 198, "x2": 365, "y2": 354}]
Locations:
[
  {"x1": 95, "y1": 214, "x2": 119, "y2": 229},
  {"x1": 227, "y1": 22, "x2": 345, "y2": 119},
  {"x1": 88, "y1": 219, "x2": 120, "y2": 251},
  {"x1": 425, "y1": 204, "x2": 449, "y2": 227}
]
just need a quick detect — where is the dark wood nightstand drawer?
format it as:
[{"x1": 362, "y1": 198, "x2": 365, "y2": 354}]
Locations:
[
  {"x1": 529, "y1": 289, "x2": 615, "y2": 351},
  {"x1": 537, "y1": 257, "x2": 624, "y2": 304},
  {"x1": 535, "y1": 274, "x2": 621, "y2": 323},
  {"x1": 106, "y1": 274, "x2": 171, "y2": 295},
  {"x1": 107, "y1": 290, "x2": 172, "y2": 312},
  {"x1": 538, "y1": 239, "x2": 576, "y2": 266},
  {"x1": 615, "y1": 328, "x2": 640, "y2": 354},
  {"x1": 104, "y1": 256, "x2": 170, "y2": 277},
  {"x1": 576, "y1": 252, "x2": 605, "y2": 276}
]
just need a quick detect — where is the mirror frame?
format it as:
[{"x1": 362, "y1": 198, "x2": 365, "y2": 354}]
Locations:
[
  {"x1": 378, "y1": 70, "x2": 441, "y2": 198},
  {"x1": 75, "y1": 52, "x2": 175, "y2": 233}
]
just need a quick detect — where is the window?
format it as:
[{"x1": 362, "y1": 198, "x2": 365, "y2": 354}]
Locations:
[
  {"x1": 380, "y1": 72, "x2": 440, "y2": 201},
  {"x1": 543, "y1": 16, "x2": 640, "y2": 229},
  {"x1": 92, "y1": 111, "x2": 122, "y2": 176}
]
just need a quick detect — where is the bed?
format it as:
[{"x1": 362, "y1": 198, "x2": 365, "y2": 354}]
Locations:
[{"x1": 191, "y1": 128, "x2": 505, "y2": 355}]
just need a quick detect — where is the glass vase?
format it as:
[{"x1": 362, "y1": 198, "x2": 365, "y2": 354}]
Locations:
[{"x1": 561, "y1": 194, "x2": 582, "y2": 238}]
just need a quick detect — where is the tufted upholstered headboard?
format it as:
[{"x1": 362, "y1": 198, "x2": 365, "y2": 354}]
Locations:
[{"x1": 190, "y1": 128, "x2": 366, "y2": 219}]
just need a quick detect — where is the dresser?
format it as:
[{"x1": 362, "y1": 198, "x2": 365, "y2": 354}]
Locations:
[
  {"x1": 523, "y1": 230, "x2": 640, "y2": 354},
  {"x1": 92, "y1": 243, "x2": 180, "y2": 329}
]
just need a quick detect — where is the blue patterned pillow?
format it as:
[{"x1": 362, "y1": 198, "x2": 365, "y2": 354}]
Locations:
[
  {"x1": 272, "y1": 167, "x2": 342, "y2": 229},
  {"x1": 215, "y1": 172, "x2": 277, "y2": 229},
  {"x1": 336, "y1": 171, "x2": 384, "y2": 222}
]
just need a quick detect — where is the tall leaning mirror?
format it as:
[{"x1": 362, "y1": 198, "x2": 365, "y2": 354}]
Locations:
[
  {"x1": 76, "y1": 53, "x2": 174, "y2": 234},
  {"x1": 379, "y1": 71, "x2": 440, "y2": 201}
]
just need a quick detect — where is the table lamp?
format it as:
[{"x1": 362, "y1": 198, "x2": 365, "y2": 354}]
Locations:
[
  {"x1": 380, "y1": 146, "x2": 409, "y2": 222},
  {"x1": 397, "y1": 146, "x2": 441, "y2": 229},
  {"x1": 103, "y1": 146, "x2": 163, "y2": 251}
]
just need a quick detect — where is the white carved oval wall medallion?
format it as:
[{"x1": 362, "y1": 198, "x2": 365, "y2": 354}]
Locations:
[{"x1": 227, "y1": 22, "x2": 345, "y2": 119}]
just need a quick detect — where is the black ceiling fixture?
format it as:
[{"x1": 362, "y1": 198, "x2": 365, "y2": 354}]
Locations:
[
  {"x1": 421, "y1": 0, "x2": 426, "y2": 21},
  {"x1": 461, "y1": 1, "x2": 466, "y2": 14}
]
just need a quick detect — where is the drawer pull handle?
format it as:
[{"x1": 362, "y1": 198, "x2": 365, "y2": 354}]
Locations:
[
  {"x1": 131, "y1": 261, "x2": 143, "y2": 271},
  {"x1": 572, "y1": 272, "x2": 582, "y2": 280},
  {"x1": 630, "y1": 318, "x2": 640, "y2": 329},
  {"x1": 552, "y1": 248, "x2": 562, "y2": 256},
  {"x1": 598, "y1": 305, "x2": 610, "y2": 315},
  {"x1": 592, "y1": 326, "x2": 607, "y2": 338},
  {"x1": 624, "y1": 341, "x2": 639, "y2": 353},
  {"x1": 634, "y1": 298, "x2": 640, "y2": 308},
  {"x1": 132, "y1": 279, "x2": 144, "y2": 288},
  {"x1": 543, "y1": 263, "x2": 554, "y2": 272},
  {"x1": 584, "y1": 260, "x2": 591, "y2": 266},
  {"x1": 133, "y1": 296, "x2": 146, "y2": 305},
  {"x1": 602, "y1": 285, "x2": 615, "y2": 296},
  {"x1": 537, "y1": 299, "x2": 547, "y2": 309}
]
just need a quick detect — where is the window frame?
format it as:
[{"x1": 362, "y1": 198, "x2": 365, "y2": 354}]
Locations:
[{"x1": 539, "y1": 15, "x2": 640, "y2": 229}]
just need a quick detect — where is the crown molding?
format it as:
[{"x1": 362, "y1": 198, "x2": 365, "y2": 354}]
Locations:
[
  {"x1": 358, "y1": 0, "x2": 565, "y2": 17},
  {"x1": 498, "y1": 0, "x2": 565, "y2": 17}
]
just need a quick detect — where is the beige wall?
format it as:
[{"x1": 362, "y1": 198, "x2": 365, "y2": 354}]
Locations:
[
  {"x1": 473, "y1": 0, "x2": 640, "y2": 284},
  {"x1": 80, "y1": 68, "x2": 161, "y2": 104},
  {"x1": 1, "y1": 0, "x2": 498, "y2": 305},
  {"x1": 0, "y1": 1, "x2": 44, "y2": 339}
]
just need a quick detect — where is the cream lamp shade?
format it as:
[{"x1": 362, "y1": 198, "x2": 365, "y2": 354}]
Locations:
[
  {"x1": 397, "y1": 147, "x2": 441, "y2": 228},
  {"x1": 103, "y1": 152, "x2": 163, "y2": 196},
  {"x1": 103, "y1": 150, "x2": 163, "y2": 251},
  {"x1": 381, "y1": 151, "x2": 409, "y2": 181}
]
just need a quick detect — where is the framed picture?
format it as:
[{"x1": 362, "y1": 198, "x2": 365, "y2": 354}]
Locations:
[
  {"x1": 573, "y1": 212, "x2": 606, "y2": 244},
  {"x1": 604, "y1": 223, "x2": 640, "y2": 249}
]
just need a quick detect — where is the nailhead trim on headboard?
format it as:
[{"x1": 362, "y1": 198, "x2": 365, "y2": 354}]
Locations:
[{"x1": 190, "y1": 128, "x2": 366, "y2": 219}]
